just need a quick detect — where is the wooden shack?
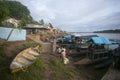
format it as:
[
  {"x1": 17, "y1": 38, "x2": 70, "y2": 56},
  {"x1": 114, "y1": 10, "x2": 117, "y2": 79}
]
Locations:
[
  {"x1": 24, "y1": 24, "x2": 50, "y2": 34},
  {"x1": 87, "y1": 37, "x2": 112, "y2": 61}
]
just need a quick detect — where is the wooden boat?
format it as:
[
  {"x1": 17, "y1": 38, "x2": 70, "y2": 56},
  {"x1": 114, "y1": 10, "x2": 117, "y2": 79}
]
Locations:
[{"x1": 10, "y1": 46, "x2": 40, "y2": 73}]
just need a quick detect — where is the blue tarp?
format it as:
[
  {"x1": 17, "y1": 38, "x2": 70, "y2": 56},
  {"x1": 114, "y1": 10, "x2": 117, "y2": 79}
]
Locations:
[
  {"x1": 63, "y1": 35, "x2": 72, "y2": 40},
  {"x1": 91, "y1": 37, "x2": 111, "y2": 44}
]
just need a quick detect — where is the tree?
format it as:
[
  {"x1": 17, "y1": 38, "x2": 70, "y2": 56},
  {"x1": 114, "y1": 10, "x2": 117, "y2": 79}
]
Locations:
[
  {"x1": 39, "y1": 19, "x2": 44, "y2": 25},
  {"x1": 6, "y1": 1, "x2": 30, "y2": 20},
  {"x1": 0, "y1": 1, "x2": 9, "y2": 22},
  {"x1": 18, "y1": 16, "x2": 34, "y2": 29},
  {"x1": 0, "y1": 1, "x2": 34, "y2": 28},
  {"x1": 49, "y1": 23, "x2": 53, "y2": 28}
]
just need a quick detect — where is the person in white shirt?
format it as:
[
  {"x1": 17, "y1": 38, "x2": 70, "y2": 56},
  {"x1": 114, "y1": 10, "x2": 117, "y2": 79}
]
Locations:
[
  {"x1": 61, "y1": 47, "x2": 69, "y2": 64},
  {"x1": 57, "y1": 47, "x2": 62, "y2": 54}
]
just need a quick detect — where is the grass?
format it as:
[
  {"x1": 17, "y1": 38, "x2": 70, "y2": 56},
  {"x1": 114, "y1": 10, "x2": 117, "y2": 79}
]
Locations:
[
  {"x1": 0, "y1": 57, "x2": 46, "y2": 80},
  {"x1": 0, "y1": 54, "x2": 79, "y2": 80},
  {"x1": 0, "y1": 42, "x2": 79, "y2": 80},
  {"x1": 24, "y1": 41, "x2": 41, "y2": 48},
  {"x1": 0, "y1": 45, "x2": 4, "y2": 55},
  {"x1": 0, "y1": 42, "x2": 44, "y2": 80},
  {"x1": 16, "y1": 58, "x2": 46, "y2": 80},
  {"x1": 0, "y1": 45, "x2": 5, "y2": 63},
  {"x1": 49, "y1": 57, "x2": 78, "y2": 80},
  {"x1": 19, "y1": 41, "x2": 42, "y2": 51}
]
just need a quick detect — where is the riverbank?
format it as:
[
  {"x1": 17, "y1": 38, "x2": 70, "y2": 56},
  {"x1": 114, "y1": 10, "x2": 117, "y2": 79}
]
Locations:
[
  {"x1": 0, "y1": 39, "x2": 88, "y2": 80},
  {"x1": 0, "y1": 33, "x2": 119, "y2": 80}
]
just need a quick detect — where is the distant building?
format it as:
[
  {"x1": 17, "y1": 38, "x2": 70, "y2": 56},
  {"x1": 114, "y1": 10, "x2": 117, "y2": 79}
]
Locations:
[
  {"x1": 43, "y1": 23, "x2": 54, "y2": 32},
  {"x1": 24, "y1": 24, "x2": 50, "y2": 34}
]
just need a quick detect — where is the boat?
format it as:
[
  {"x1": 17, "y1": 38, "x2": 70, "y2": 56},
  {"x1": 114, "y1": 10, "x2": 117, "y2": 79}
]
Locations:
[{"x1": 10, "y1": 46, "x2": 40, "y2": 73}]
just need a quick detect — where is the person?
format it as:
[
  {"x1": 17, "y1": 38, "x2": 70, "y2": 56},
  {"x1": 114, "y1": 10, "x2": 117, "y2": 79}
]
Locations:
[
  {"x1": 112, "y1": 44, "x2": 120, "y2": 69},
  {"x1": 88, "y1": 44, "x2": 95, "y2": 59},
  {"x1": 61, "y1": 47, "x2": 69, "y2": 64},
  {"x1": 56, "y1": 47, "x2": 62, "y2": 59},
  {"x1": 57, "y1": 47, "x2": 62, "y2": 54},
  {"x1": 53, "y1": 39, "x2": 57, "y2": 54}
]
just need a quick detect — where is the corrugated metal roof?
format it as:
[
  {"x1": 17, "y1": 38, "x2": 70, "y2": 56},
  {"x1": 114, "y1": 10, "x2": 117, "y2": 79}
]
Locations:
[
  {"x1": 24, "y1": 24, "x2": 48, "y2": 29},
  {"x1": 91, "y1": 37, "x2": 111, "y2": 44}
]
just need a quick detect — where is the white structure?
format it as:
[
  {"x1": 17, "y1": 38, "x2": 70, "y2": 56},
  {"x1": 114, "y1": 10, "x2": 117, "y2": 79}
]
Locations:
[
  {"x1": 2, "y1": 18, "x2": 19, "y2": 27},
  {"x1": 25, "y1": 24, "x2": 45, "y2": 28},
  {"x1": 0, "y1": 27, "x2": 26, "y2": 41}
]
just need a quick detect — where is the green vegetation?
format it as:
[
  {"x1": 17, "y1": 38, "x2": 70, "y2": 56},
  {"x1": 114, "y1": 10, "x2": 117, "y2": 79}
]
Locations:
[
  {"x1": 0, "y1": 45, "x2": 5, "y2": 63},
  {"x1": 94, "y1": 29, "x2": 120, "y2": 33},
  {"x1": 0, "y1": 0, "x2": 9, "y2": 22},
  {"x1": 0, "y1": 0, "x2": 34, "y2": 28},
  {"x1": 19, "y1": 41, "x2": 42, "y2": 52},
  {"x1": 0, "y1": 53, "x2": 79, "y2": 80},
  {"x1": 49, "y1": 57, "x2": 78, "y2": 80},
  {"x1": 0, "y1": 0, "x2": 31, "y2": 20},
  {"x1": 0, "y1": 40, "x2": 79, "y2": 80},
  {"x1": 0, "y1": 1, "x2": 56, "y2": 30},
  {"x1": 15, "y1": 58, "x2": 46, "y2": 80},
  {"x1": 6, "y1": 1, "x2": 30, "y2": 20},
  {"x1": 0, "y1": 45, "x2": 4, "y2": 55},
  {"x1": 0, "y1": 58, "x2": 46, "y2": 80},
  {"x1": 23, "y1": 41, "x2": 41, "y2": 49},
  {"x1": 49, "y1": 23, "x2": 53, "y2": 29},
  {"x1": 18, "y1": 16, "x2": 33, "y2": 29},
  {"x1": 39, "y1": 19, "x2": 44, "y2": 25}
]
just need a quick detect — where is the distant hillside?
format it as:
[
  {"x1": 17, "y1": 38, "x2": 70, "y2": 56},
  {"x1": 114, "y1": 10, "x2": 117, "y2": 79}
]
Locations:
[
  {"x1": 0, "y1": 1, "x2": 34, "y2": 28},
  {"x1": 0, "y1": 1, "x2": 57, "y2": 30},
  {"x1": 0, "y1": 1, "x2": 31, "y2": 21},
  {"x1": 94, "y1": 29, "x2": 120, "y2": 33}
]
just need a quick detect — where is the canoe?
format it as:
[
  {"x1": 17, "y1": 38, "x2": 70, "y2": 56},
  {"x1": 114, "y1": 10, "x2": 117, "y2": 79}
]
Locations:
[{"x1": 10, "y1": 47, "x2": 40, "y2": 73}]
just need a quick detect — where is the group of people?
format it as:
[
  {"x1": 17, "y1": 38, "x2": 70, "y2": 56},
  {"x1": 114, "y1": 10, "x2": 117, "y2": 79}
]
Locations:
[{"x1": 57, "y1": 46, "x2": 69, "y2": 64}]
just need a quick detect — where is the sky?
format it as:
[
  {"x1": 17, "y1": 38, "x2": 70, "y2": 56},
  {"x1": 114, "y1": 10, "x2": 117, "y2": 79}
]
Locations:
[{"x1": 18, "y1": 0, "x2": 120, "y2": 32}]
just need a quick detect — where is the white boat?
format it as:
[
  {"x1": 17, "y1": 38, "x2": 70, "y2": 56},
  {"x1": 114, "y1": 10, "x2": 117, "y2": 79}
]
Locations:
[{"x1": 10, "y1": 46, "x2": 40, "y2": 73}]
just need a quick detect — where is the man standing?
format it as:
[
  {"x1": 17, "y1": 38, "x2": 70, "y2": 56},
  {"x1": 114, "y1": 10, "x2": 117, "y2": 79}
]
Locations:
[{"x1": 61, "y1": 47, "x2": 69, "y2": 64}]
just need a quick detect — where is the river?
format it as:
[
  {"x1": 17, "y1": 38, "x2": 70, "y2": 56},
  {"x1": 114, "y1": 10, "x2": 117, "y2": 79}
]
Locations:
[{"x1": 74, "y1": 33, "x2": 120, "y2": 40}]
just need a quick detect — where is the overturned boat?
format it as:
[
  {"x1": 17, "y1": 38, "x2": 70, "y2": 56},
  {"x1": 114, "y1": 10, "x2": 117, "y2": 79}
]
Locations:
[{"x1": 10, "y1": 47, "x2": 40, "y2": 73}]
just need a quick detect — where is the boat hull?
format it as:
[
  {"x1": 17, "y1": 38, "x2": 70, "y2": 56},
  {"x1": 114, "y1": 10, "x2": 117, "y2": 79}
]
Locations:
[{"x1": 10, "y1": 47, "x2": 40, "y2": 73}]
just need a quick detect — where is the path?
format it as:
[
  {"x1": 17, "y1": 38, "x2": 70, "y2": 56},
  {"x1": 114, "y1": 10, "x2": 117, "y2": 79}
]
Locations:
[{"x1": 27, "y1": 35, "x2": 52, "y2": 53}]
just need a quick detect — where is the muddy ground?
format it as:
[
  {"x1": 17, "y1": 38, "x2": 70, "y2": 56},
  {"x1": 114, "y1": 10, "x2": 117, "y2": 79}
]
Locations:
[{"x1": 0, "y1": 39, "x2": 109, "y2": 80}]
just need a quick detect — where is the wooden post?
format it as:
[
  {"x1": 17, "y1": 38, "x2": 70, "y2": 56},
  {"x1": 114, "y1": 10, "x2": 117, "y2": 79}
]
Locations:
[
  {"x1": 7, "y1": 28, "x2": 14, "y2": 41},
  {"x1": 53, "y1": 39, "x2": 56, "y2": 54}
]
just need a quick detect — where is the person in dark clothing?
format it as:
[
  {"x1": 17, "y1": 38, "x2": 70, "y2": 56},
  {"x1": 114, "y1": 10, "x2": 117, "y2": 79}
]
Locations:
[
  {"x1": 112, "y1": 44, "x2": 120, "y2": 69},
  {"x1": 88, "y1": 44, "x2": 95, "y2": 59}
]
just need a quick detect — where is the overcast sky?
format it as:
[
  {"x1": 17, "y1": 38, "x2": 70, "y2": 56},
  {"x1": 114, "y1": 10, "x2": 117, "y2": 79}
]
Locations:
[{"x1": 18, "y1": 0, "x2": 120, "y2": 32}]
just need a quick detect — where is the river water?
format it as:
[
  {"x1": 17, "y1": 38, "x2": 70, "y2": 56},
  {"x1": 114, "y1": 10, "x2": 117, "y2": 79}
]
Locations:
[{"x1": 74, "y1": 33, "x2": 120, "y2": 40}]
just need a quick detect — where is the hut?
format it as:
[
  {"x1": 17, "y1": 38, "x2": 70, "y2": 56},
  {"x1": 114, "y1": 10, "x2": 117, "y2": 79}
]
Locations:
[
  {"x1": 87, "y1": 37, "x2": 112, "y2": 61},
  {"x1": 24, "y1": 24, "x2": 50, "y2": 34},
  {"x1": 24, "y1": 24, "x2": 54, "y2": 42}
]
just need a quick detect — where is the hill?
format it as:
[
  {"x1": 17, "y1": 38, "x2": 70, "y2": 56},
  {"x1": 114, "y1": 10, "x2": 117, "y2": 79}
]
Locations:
[
  {"x1": 0, "y1": 0, "x2": 34, "y2": 28},
  {"x1": 0, "y1": 1, "x2": 31, "y2": 21},
  {"x1": 94, "y1": 29, "x2": 120, "y2": 33}
]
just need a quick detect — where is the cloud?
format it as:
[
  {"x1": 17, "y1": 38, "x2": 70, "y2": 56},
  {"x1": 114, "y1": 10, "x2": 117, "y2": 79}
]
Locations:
[{"x1": 18, "y1": 0, "x2": 120, "y2": 32}]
